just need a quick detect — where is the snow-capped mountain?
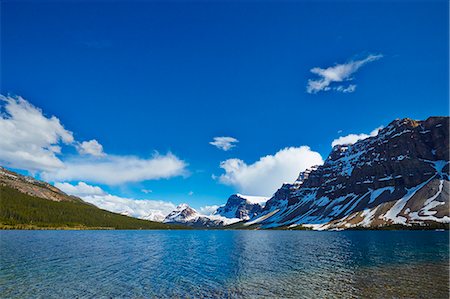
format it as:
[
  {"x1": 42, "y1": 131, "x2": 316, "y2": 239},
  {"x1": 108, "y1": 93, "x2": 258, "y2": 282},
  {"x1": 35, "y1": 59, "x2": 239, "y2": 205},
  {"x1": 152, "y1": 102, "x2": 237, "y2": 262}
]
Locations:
[
  {"x1": 215, "y1": 194, "x2": 269, "y2": 220},
  {"x1": 163, "y1": 204, "x2": 240, "y2": 227},
  {"x1": 164, "y1": 203, "x2": 198, "y2": 223},
  {"x1": 245, "y1": 117, "x2": 449, "y2": 230},
  {"x1": 163, "y1": 194, "x2": 269, "y2": 227}
]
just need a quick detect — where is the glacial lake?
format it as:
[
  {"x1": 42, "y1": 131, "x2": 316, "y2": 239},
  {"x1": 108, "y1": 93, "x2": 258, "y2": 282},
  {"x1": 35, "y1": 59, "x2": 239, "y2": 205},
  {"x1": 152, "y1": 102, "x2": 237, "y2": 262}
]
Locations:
[{"x1": 0, "y1": 230, "x2": 448, "y2": 298}]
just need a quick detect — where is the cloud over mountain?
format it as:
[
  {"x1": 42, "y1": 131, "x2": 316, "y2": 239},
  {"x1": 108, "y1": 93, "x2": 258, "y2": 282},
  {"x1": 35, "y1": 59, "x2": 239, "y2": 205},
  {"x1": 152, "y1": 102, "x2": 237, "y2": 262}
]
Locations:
[
  {"x1": 55, "y1": 181, "x2": 106, "y2": 197},
  {"x1": 331, "y1": 126, "x2": 383, "y2": 147},
  {"x1": 56, "y1": 181, "x2": 176, "y2": 221},
  {"x1": 217, "y1": 146, "x2": 323, "y2": 196}
]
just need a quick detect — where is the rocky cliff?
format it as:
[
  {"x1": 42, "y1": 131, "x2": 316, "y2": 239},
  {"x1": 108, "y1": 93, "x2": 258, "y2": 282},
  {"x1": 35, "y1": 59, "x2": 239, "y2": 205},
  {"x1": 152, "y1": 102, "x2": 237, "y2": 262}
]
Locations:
[
  {"x1": 215, "y1": 194, "x2": 268, "y2": 220},
  {"x1": 247, "y1": 117, "x2": 449, "y2": 230}
]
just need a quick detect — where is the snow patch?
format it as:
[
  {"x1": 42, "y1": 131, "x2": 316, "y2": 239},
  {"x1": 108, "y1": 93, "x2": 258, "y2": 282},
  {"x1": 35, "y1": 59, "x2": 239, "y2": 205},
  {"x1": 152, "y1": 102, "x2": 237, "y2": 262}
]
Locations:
[
  {"x1": 369, "y1": 186, "x2": 395, "y2": 204},
  {"x1": 244, "y1": 209, "x2": 280, "y2": 226},
  {"x1": 382, "y1": 177, "x2": 434, "y2": 225}
]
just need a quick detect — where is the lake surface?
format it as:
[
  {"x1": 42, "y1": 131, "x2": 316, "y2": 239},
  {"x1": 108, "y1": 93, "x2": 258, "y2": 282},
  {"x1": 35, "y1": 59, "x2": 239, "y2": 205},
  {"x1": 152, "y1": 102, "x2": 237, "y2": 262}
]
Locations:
[{"x1": 0, "y1": 230, "x2": 448, "y2": 298}]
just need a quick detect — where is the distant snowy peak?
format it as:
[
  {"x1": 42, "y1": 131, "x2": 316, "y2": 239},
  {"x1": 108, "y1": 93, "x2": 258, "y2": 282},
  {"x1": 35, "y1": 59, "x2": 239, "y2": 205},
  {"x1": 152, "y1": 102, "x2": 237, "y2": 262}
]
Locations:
[
  {"x1": 164, "y1": 204, "x2": 199, "y2": 223},
  {"x1": 163, "y1": 203, "x2": 240, "y2": 227},
  {"x1": 215, "y1": 194, "x2": 269, "y2": 220}
]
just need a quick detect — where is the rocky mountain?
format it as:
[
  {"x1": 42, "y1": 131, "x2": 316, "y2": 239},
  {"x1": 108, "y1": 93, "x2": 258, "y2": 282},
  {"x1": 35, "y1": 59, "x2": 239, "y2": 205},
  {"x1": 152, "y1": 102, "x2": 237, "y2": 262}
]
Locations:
[
  {"x1": 245, "y1": 117, "x2": 449, "y2": 230},
  {"x1": 163, "y1": 194, "x2": 269, "y2": 227},
  {"x1": 0, "y1": 167, "x2": 81, "y2": 203},
  {"x1": 163, "y1": 203, "x2": 241, "y2": 228},
  {"x1": 215, "y1": 194, "x2": 269, "y2": 220}
]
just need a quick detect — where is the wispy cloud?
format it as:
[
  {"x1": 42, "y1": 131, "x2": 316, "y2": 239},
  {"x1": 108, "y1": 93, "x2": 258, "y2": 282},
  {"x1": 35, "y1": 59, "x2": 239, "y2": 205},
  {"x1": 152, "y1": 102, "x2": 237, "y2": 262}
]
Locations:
[
  {"x1": 216, "y1": 146, "x2": 323, "y2": 196},
  {"x1": 209, "y1": 136, "x2": 238, "y2": 151},
  {"x1": 306, "y1": 54, "x2": 383, "y2": 94},
  {"x1": 331, "y1": 126, "x2": 383, "y2": 147}
]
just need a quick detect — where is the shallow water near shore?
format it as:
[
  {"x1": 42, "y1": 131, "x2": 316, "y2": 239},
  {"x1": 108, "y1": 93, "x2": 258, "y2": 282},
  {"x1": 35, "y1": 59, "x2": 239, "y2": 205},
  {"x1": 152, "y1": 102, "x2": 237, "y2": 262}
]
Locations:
[{"x1": 0, "y1": 230, "x2": 448, "y2": 298}]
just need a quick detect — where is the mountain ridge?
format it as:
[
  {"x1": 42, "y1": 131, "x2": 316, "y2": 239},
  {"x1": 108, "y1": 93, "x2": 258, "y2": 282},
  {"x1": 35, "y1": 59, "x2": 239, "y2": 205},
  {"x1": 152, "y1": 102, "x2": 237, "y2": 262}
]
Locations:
[{"x1": 245, "y1": 116, "x2": 449, "y2": 230}]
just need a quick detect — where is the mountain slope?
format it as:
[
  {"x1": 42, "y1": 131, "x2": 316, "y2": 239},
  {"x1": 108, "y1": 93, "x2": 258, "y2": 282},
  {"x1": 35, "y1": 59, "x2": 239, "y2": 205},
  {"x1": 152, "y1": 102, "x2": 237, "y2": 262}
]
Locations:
[
  {"x1": 0, "y1": 167, "x2": 82, "y2": 203},
  {"x1": 0, "y1": 169, "x2": 188, "y2": 230},
  {"x1": 248, "y1": 117, "x2": 449, "y2": 230}
]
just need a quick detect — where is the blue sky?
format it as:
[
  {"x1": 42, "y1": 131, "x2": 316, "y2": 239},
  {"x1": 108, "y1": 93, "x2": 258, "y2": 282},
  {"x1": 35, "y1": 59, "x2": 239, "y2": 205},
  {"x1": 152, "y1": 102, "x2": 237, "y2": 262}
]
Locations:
[{"x1": 1, "y1": 0, "x2": 448, "y2": 213}]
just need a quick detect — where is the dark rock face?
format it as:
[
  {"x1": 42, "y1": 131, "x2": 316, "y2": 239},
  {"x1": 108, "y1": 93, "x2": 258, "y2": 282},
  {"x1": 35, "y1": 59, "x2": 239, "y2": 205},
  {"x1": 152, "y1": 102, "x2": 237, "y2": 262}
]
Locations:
[
  {"x1": 216, "y1": 194, "x2": 264, "y2": 220},
  {"x1": 263, "y1": 184, "x2": 293, "y2": 212},
  {"x1": 257, "y1": 117, "x2": 449, "y2": 229},
  {"x1": 302, "y1": 117, "x2": 448, "y2": 197}
]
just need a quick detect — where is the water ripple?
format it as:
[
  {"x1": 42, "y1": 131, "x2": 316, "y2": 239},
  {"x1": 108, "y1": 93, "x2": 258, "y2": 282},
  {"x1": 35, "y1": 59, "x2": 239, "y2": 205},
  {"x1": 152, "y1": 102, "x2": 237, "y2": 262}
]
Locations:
[{"x1": 0, "y1": 230, "x2": 448, "y2": 298}]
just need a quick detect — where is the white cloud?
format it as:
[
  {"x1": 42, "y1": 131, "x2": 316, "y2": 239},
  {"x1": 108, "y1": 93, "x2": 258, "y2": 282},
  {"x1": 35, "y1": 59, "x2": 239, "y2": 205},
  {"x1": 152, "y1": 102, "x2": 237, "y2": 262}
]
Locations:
[
  {"x1": 83, "y1": 194, "x2": 175, "y2": 222},
  {"x1": 216, "y1": 146, "x2": 323, "y2": 196},
  {"x1": 42, "y1": 153, "x2": 187, "y2": 185},
  {"x1": 198, "y1": 205, "x2": 220, "y2": 216},
  {"x1": 306, "y1": 54, "x2": 383, "y2": 94},
  {"x1": 188, "y1": 191, "x2": 194, "y2": 196},
  {"x1": 0, "y1": 95, "x2": 74, "y2": 171},
  {"x1": 77, "y1": 139, "x2": 105, "y2": 157},
  {"x1": 0, "y1": 95, "x2": 188, "y2": 184},
  {"x1": 209, "y1": 136, "x2": 238, "y2": 151},
  {"x1": 331, "y1": 126, "x2": 383, "y2": 147},
  {"x1": 56, "y1": 181, "x2": 176, "y2": 222},
  {"x1": 141, "y1": 189, "x2": 152, "y2": 194},
  {"x1": 55, "y1": 181, "x2": 106, "y2": 197}
]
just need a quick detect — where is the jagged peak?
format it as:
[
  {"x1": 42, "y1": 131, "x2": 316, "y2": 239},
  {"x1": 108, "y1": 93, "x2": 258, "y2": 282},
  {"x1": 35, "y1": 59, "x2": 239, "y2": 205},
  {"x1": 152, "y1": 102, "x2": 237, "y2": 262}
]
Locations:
[
  {"x1": 296, "y1": 165, "x2": 319, "y2": 182},
  {"x1": 175, "y1": 203, "x2": 192, "y2": 211}
]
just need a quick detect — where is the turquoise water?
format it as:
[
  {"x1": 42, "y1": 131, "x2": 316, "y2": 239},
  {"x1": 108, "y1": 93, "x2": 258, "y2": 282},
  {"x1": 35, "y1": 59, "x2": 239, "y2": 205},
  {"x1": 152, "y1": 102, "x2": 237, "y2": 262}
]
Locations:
[{"x1": 0, "y1": 230, "x2": 448, "y2": 298}]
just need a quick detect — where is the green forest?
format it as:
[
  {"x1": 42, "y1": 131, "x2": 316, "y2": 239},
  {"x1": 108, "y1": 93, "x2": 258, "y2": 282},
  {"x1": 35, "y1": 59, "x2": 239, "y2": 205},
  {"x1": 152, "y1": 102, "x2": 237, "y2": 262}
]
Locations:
[{"x1": 0, "y1": 186, "x2": 188, "y2": 230}]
